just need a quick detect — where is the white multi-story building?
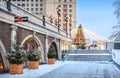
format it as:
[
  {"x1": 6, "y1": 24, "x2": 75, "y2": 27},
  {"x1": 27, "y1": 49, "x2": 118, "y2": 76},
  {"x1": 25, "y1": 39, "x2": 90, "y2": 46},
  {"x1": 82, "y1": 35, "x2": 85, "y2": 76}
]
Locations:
[{"x1": 11, "y1": 0, "x2": 76, "y2": 34}]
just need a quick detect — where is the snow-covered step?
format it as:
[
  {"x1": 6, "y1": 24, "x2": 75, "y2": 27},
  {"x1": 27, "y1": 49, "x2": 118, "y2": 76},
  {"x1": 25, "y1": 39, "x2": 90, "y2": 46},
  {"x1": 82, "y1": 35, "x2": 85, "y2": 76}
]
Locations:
[
  {"x1": 68, "y1": 50, "x2": 110, "y2": 54},
  {"x1": 64, "y1": 50, "x2": 112, "y2": 61}
]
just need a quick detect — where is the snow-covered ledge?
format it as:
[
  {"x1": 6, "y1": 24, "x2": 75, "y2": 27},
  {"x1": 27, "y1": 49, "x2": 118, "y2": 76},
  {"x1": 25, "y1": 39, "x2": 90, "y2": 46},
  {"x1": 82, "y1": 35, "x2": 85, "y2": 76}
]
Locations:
[{"x1": 111, "y1": 49, "x2": 120, "y2": 65}]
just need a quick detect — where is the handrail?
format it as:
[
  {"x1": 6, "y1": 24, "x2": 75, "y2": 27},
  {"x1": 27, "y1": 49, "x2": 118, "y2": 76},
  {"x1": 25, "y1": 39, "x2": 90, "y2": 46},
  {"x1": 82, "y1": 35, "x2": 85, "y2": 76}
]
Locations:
[{"x1": 62, "y1": 50, "x2": 71, "y2": 62}]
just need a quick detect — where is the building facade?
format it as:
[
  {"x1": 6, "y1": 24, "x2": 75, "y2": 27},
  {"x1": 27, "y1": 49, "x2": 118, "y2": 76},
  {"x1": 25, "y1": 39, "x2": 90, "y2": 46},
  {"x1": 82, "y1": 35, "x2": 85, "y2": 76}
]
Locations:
[
  {"x1": 11, "y1": 0, "x2": 76, "y2": 36},
  {"x1": 0, "y1": 1, "x2": 72, "y2": 73}
]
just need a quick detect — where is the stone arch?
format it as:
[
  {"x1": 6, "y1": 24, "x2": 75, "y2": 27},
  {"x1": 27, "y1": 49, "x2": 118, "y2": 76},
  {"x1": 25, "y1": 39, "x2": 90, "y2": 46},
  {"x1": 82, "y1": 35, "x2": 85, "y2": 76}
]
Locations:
[
  {"x1": 48, "y1": 40, "x2": 59, "y2": 59},
  {"x1": 0, "y1": 40, "x2": 8, "y2": 72},
  {"x1": 21, "y1": 35, "x2": 44, "y2": 62}
]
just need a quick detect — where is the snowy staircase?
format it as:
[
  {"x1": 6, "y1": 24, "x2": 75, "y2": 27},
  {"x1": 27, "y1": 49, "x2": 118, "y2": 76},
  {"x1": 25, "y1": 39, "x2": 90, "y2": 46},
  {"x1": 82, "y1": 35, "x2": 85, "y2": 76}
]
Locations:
[{"x1": 64, "y1": 50, "x2": 112, "y2": 61}]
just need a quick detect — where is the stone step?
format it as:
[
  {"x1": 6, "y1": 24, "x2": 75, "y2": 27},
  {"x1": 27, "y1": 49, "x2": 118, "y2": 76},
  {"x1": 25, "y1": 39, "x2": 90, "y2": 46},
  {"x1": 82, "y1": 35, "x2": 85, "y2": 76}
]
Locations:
[
  {"x1": 64, "y1": 50, "x2": 112, "y2": 61},
  {"x1": 65, "y1": 55, "x2": 112, "y2": 61},
  {"x1": 68, "y1": 50, "x2": 110, "y2": 54}
]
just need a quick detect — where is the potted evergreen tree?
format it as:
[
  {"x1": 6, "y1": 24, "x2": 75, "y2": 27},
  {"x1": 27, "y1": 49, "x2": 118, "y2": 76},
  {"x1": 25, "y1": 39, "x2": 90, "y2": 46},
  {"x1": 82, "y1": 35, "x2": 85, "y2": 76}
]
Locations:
[
  {"x1": 47, "y1": 45, "x2": 56, "y2": 64},
  {"x1": 7, "y1": 47, "x2": 26, "y2": 74},
  {"x1": 27, "y1": 50, "x2": 40, "y2": 69}
]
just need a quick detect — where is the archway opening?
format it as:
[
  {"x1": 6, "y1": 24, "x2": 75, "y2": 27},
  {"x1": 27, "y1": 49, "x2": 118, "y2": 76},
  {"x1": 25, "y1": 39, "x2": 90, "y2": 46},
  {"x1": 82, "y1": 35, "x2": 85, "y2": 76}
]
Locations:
[
  {"x1": 22, "y1": 37, "x2": 38, "y2": 51},
  {"x1": 49, "y1": 42, "x2": 58, "y2": 59},
  {"x1": 22, "y1": 37, "x2": 41, "y2": 67}
]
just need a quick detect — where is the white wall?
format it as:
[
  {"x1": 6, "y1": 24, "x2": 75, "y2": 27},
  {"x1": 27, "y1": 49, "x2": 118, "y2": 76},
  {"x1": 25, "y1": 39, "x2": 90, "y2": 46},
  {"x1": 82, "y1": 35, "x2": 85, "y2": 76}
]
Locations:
[{"x1": 104, "y1": 42, "x2": 114, "y2": 50}]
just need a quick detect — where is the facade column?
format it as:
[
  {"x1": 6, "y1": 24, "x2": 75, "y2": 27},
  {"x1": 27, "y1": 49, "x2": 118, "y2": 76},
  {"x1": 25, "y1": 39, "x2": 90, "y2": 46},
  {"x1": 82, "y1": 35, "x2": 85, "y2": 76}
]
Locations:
[
  {"x1": 44, "y1": 35, "x2": 48, "y2": 63},
  {"x1": 58, "y1": 39, "x2": 62, "y2": 60},
  {"x1": 11, "y1": 25, "x2": 18, "y2": 51}
]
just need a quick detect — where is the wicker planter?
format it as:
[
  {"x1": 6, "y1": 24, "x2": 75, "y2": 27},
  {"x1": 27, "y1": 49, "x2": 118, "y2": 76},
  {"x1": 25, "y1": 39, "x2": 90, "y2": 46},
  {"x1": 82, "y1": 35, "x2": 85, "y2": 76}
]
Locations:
[
  {"x1": 48, "y1": 58, "x2": 55, "y2": 64},
  {"x1": 9, "y1": 64, "x2": 23, "y2": 74},
  {"x1": 28, "y1": 61, "x2": 39, "y2": 69}
]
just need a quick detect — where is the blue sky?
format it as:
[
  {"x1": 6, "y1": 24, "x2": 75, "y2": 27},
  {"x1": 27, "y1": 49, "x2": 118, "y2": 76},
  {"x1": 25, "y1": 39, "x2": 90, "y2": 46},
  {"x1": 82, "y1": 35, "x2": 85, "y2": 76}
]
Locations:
[{"x1": 76, "y1": 0, "x2": 117, "y2": 38}]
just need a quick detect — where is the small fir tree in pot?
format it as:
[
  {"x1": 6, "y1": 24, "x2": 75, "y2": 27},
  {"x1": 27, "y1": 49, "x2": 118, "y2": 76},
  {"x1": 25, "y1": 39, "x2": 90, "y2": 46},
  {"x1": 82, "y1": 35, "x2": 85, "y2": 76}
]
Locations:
[
  {"x1": 7, "y1": 47, "x2": 26, "y2": 74},
  {"x1": 27, "y1": 50, "x2": 40, "y2": 69},
  {"x1": 47, "y1": 44, "x2": 56, "y2": 64}
]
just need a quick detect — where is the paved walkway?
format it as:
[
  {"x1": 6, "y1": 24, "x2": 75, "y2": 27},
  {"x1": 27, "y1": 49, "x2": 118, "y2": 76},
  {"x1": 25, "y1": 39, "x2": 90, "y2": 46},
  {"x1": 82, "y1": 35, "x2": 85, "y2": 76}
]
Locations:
[
  {"x1": 1, "y1": 61, "x2": 120, "y2": 78},
  {"x1": 39, "y1": 61, "x2": 120, "y2": 78}
]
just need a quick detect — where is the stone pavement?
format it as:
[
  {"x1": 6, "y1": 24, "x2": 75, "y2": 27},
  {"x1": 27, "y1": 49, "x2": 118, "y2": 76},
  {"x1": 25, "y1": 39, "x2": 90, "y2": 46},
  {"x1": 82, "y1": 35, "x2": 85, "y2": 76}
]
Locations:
[
  {"x1": 1, "y1": 61, "x2": 120, "y2": 78},
  {"x1": 39, "y1": 61, "x2": 120, "y2": 78}
]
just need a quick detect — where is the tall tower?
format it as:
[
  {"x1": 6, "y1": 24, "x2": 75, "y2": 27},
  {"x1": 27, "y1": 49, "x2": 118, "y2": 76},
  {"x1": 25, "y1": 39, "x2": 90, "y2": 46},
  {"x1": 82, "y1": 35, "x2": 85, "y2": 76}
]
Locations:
[
  {"x1": 11, "y1": 0, "x2": 76, "y2": 34},
  {"x1": 46, "y1": 0, "x2": 76, "y2": 33}
]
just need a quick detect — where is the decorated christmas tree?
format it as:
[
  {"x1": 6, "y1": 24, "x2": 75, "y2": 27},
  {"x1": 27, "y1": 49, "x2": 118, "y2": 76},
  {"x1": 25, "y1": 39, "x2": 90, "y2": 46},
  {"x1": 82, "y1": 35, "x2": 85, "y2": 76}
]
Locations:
[{"x1": 74, "y1": 24, "x2": 86, "y2": 49}]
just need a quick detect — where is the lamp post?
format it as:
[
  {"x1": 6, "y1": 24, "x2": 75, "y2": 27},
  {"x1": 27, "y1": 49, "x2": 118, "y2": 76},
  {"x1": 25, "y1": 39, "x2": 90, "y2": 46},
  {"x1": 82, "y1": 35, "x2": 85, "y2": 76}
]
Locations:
[
  {"x1": 49, "y1": 15, "x2": 53, "y2": 24},
  {"x1": 69, "y1": 15, "x2": 72, "y2": 38},
  {"x1": 64, "y1": 15, "x2": 68, "y2": 36},
  {"x1": 56, "y1": 6, "x2": 61, "y2": 32},
  {"x1": 42, "y1": 15, "x2": 46, "y2": 26},
  {"x1": 7, "y1": 0, "x2": 11, "y2": 11}
]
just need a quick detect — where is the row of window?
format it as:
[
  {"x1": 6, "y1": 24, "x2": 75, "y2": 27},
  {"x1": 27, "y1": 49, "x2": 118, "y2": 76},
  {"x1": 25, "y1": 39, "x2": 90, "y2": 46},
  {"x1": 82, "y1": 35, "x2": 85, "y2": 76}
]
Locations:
[
  {"x1": 17, "y1": 3, "x2": 43, "y2": 7},
  {"x1": 29, "y1": 3, "x2": 43, "y2": 6},
  {"x1": 18, "y1": 4, "x2": 71, "y2": 8},
  {"x1": 18, "y1": 5, "x2": 71, "y2": 12},
  {"x1": 26, "y1": 8, "x2": 43, "y2": 11},
  {"x1": 58, "y1": 4, "x2": 72, "y2": 8},
  {"x1": 17, "y1": 4, "x2": 72, "y2": 8},
  {"x1": 59, "y1": 0, "x2": 72, "y2": 2},
  {"x1": 32, "y1": 12, "x2": 43, "y2": 15},
  {"x1": 63, "y1": 9, "x2": 72, "y2": 12},
  {"x1": 13, "y1": 0, "x2": 72, "y2": 2},
  {"x1": 59, "y1": 9, "x2": 72, "y2": 13},
  {"x1": 12, "y1": 0, "x2": 43, "y2": 2}
]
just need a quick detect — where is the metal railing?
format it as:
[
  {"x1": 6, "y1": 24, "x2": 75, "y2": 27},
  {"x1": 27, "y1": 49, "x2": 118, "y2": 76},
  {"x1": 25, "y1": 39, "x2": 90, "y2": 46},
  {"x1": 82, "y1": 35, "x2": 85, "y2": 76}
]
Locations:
[{"x1": 62, "y1": 50, "x2": 71, "y2": 61}]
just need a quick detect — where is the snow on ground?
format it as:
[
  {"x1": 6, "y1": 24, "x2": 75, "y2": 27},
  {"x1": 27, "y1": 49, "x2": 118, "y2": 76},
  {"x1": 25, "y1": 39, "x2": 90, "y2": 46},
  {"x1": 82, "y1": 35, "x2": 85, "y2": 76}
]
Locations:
[
  {"x1": 1, "y1": 61, "x2": 120, "y2": 78},
  {"x1": 111, "y1": 49, "x2": 120, "y2": 65},
  {"x1": 0, "y1": 61, "x2": 68, "y2": 78},
  {"x1": 39, "y1": 61, "x2": 120, "y2": 78}
]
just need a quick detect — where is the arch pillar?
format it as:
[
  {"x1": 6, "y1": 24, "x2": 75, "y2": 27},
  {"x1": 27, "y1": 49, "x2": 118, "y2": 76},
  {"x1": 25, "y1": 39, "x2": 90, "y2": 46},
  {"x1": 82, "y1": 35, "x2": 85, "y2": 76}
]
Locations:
[
  {"x1": 11, "y1": 25, "x2": 18, "y2": 51},
  {"x1": 0, "y1": 40, "x2": 8, "y2": 72},
  {"x1": 44, "y1": 35, "x2": 48, "y2": 63},
  {"x1": 58, "y1": 39, "x2": 62, "y2": 60}
]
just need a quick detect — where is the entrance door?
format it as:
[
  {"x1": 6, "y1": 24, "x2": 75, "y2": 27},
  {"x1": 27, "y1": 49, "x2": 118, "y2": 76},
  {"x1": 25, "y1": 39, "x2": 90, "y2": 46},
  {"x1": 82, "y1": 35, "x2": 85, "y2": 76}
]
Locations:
[{"x1": 0, "y1": 53, "x2": 4, "y2": 73}]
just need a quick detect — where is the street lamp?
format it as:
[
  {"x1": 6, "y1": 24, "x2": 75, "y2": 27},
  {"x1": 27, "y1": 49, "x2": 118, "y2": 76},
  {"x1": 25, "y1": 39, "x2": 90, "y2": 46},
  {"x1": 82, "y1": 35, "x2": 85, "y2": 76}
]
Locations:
[
  {"x1": 55, "y1": 19, "x2": 58, "y2": 26},
  {"x1": 69, "y1": 15, "x2": 72, "y2": 38},
  {"x1": 49, "y1": 15, "x2": 53, "y2": 24},
  {"x1": 7, "y1": 0, "x2": 11, "y2": 11},
  {"x1": 42, "y1": 15, "x2": 46, "y2": 26},
  {"x1": 56, "y1": 6, "x2": 61, "y2": 32},
  {"x1": 64, "y1": 15, "x2": 68, "y2": 36}
]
